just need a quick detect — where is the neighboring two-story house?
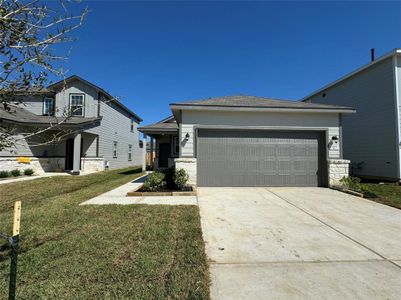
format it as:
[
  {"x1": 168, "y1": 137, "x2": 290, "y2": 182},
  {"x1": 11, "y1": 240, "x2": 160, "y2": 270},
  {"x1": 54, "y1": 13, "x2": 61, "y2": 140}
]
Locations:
[
  {"x1": 303, "y1": 49, "x2": 401, "y2": 182},
  {"x1": 0, "y1": 75, "x2": 143, "y2": 174}
]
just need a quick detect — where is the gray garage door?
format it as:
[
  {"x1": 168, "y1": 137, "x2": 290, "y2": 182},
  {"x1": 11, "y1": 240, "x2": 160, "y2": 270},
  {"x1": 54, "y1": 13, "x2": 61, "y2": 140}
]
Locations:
[{"x1": 197, "y1": 130, "x2": 326, "y2": 187}]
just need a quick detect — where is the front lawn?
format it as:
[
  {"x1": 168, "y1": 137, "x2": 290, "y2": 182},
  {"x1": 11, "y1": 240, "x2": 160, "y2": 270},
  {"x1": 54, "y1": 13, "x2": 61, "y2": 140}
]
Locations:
[
  {"x1": 0, "y1": 167, "x2": 209, "y2": 299},
  {"x1": 361, "y1": 182, "x2": 401, "y2": 210}
]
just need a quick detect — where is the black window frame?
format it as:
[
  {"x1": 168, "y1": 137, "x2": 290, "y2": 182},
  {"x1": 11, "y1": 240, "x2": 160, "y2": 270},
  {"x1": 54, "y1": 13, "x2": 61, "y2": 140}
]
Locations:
[
  {"x1": 172, "y1": 135, "x2": 179, "y2": 156},
  {"x1": 130, "y1": 119, "x2": 134, "y2": 132}
]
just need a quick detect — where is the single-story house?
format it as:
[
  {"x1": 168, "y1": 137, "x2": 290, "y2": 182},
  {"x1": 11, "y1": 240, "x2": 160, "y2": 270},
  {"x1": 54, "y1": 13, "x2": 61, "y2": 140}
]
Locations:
[{"x1": 139, "y1": 95, "x2": 355, "y2": 187}]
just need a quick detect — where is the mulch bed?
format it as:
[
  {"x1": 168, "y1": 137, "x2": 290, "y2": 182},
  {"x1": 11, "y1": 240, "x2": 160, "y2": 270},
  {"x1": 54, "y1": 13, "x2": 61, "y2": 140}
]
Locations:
[{"x1": 127, "y1": 186, "x2": 196, "y2": 197}]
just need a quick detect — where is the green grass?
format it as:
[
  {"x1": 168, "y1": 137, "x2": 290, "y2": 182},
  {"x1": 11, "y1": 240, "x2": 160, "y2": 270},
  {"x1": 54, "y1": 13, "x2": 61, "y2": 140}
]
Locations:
[
  {"x1": 0, "y1": 167, "x2": 209, "y2": 299},
  {"x1": 361, "y1": 182, "x2": 401, "y2": 210}
]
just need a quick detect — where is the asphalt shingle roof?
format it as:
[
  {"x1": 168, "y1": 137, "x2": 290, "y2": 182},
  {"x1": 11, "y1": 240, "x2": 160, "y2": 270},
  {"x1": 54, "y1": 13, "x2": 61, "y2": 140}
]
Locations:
[
  {"x1": 171, "y1": 95, "x2": 354, "y2": 110},
  {"x1": 0, "y1": 104, "x2": 101, "y2": 126},
  {"x1": 138, "y1": 118, "x2": 178, "y2": 132}
]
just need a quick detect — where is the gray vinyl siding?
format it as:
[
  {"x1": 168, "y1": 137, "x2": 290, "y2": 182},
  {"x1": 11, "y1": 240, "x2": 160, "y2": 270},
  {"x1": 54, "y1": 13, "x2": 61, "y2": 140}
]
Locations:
[
  {"x1": 180, "y1": 110, "x2": 341, "y2": 159},
  {"x1": 396, "y1": 55, "x2": 401, "y2": 177},
  {"x1": 86, "y1": 97, "x2": 142, "y2": 169},
  {"x1": 0, "y1": 127, "x2": 65, "y2": 157},
  {"x1": 54, "y1": 79, "x2": 98, "y2": 118},
  {"x1": 306, "y1": 57, "x2": 399, "y2": 179},
  {"x1": 19, "y1": 95, "x2": 46, "y2": 115}
]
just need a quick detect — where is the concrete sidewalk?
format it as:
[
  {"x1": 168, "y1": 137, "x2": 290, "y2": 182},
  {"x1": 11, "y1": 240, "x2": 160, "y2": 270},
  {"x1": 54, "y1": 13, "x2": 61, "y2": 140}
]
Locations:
[
  {"x1": 198, "y1": 187, "x2": 401, "y2": 300},
  {"x1": 80, "y1": 174, "x2": 197, "y2": 206}
]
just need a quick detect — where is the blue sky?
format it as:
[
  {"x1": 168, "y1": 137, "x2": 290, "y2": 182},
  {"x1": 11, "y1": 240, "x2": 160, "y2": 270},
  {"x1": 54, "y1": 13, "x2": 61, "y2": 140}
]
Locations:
[{"x1": 58, "y1": 1, "x2": 401, "y2": 125}]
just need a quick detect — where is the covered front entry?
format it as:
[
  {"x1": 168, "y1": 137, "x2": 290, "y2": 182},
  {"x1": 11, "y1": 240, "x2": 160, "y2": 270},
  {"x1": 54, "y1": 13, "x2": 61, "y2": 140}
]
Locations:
[{"x1": 197, "y1": 129, "x2": 327, "y2": 187}]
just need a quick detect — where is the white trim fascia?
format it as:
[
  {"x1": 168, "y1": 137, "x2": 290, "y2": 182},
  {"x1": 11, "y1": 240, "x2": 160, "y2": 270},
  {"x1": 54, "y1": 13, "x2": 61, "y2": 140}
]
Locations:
[
  {"x1": 193, "y1": 124, "x2": 332, "y2": 131},
  {"x1": 302, "y1": 48, "x2": 401, "y2": 101},
  {"x1": 392, "y1": 55, "x2": 401, "y2": 178},
  {"x1": 171, "y1": 106, "x2": 355, "y2": 114}
]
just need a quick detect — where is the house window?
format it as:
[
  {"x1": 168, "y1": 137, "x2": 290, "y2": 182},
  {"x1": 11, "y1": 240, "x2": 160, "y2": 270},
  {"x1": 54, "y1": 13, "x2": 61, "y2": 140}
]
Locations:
[
  {"x1": 43, "y1": 97, "x2": 54, "y2": 116},
  {"x1": 69, "y1": 94, "x2": 84, "y2": 116},
  {"x1": 113, "y1": 141, "x2": 118, "y2": 158},
  {"x1": 173, "y1": 136, "x2": 179, "y2": 155},
  {"x1": 130, "y1": 119, "x2": 134, "y2": 132},
  {"x1": 128, "y1": 144, "x2": 132, "y2": 161}
]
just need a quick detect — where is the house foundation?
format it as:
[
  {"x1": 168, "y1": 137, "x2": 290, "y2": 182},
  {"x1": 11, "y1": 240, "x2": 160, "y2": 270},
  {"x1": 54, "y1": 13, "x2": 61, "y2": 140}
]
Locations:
[{"x1": 328, "y1": 159, "x2": 350, "y2": 187}]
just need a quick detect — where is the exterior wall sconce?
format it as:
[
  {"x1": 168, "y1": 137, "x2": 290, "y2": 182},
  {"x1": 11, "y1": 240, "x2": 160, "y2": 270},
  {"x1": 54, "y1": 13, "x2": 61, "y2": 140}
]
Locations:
[
  {"x1": 328, "y1": 135, "x2": 339, "y2": 150},
  {"x1": 185, "y1": 133, "x2": 190, "y2": 141}
]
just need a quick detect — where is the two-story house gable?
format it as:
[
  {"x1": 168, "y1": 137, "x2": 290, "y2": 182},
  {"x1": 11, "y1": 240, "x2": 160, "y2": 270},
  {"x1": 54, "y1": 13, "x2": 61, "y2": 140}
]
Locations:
[
  {"x1": 0, "y1": 75, "x2": 143, "y2": 174},
  {"x1": 303, "y1": 49, "x2": 401, "y2": 182}
]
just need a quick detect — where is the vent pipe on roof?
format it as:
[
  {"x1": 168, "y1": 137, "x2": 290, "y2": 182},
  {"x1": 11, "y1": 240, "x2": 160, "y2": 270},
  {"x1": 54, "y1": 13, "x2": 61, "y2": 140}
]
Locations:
[{"x1": 371, "y1": 48, "x2": 375, "y2": 62}]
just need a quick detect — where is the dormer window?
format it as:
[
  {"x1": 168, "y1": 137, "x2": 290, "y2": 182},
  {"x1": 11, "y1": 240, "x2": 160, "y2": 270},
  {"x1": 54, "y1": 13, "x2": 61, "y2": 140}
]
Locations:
[
  {"x1": 69, "y1": 94, "x2": 85, "y2": 116},
  {"x1": 43, "y1": 97, "x2": 54, "y2": 116}
]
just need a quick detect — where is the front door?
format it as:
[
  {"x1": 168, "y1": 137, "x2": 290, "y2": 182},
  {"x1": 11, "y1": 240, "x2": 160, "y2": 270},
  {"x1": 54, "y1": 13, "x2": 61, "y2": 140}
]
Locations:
[
  {"x1": 65, "y1": 137, "x2": 83, "y2": 170},
  {"x1": 159, "y1": 143, "x2": 171, "y2": 168},
  {"x1": 65, "y1": 138, "x2": 74, "y2": 170}
]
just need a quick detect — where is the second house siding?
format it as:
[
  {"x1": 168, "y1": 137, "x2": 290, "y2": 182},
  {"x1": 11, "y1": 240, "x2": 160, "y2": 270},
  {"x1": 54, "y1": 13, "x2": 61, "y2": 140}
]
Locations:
[{"x1": 306, "y1": 57, "x2": 399, "y2": 179}]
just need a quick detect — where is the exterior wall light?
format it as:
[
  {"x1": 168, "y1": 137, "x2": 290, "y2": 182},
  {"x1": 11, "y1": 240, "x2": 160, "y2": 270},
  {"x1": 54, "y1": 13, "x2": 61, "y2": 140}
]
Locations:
[{"x1": 185, "y1": 133, "x2": 190, "y2": 141}]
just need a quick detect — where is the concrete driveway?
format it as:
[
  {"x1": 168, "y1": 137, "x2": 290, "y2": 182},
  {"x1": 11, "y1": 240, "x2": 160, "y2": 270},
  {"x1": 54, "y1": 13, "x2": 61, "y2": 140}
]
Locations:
[{"x1": 198, "y1": 187, "x2": 401, "y2": 299}]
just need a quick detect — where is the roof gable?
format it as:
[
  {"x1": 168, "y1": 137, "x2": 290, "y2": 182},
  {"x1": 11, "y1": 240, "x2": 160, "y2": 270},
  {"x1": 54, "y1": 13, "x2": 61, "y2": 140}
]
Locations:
[{"x1": 48, "y1": 75, "x2": 142, "y2": 122}]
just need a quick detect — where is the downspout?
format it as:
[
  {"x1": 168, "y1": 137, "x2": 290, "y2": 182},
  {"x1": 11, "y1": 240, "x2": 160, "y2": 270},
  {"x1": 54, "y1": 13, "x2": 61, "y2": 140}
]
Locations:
[{"x1": 393, "y1": 54, "x2": 401, "y2": 180}]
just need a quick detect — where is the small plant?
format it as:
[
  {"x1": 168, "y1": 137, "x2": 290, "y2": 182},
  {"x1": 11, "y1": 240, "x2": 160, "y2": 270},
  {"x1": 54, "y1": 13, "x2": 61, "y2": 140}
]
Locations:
[
  {"x1": 0, "y1": 171, "x2": 11, "y2": 178},
  {"x1": 340, "y1": 176, "x2": 362, "y2": 192},
  {"x1": 142, "y1": 172, "x2": 166, "y2": 192},
  {"x1": 11, "y1": 169, "x2": 21, "y2": 177},
  {"x1": 24, "y1": 168, "x2": 34, "y2": 176},
  {"x1": 174, "y1": 168, "x2": 189, "y2": 190}
]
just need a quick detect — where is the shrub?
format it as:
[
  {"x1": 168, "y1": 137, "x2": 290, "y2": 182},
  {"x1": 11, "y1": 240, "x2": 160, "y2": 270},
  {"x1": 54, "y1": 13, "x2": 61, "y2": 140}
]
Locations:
[
  {"x1": 340, "y1": 176, "x2": 362, "y2": 192},
  {"x1": 24, "y1": 168, "x2": 34, "y2": 176},
  {"x1": 11, "y1": 169, "x2": 21, "y2": 177},
  {"x1": 0, "y1": 171, "x2": 11, "y2": 178},
  {"x1": 174, "y1": 168, "x2": 189, "y2": 190},
  {"x1": 162, "y1": 167, "x2": 176, "y2": 189},
  {"x1": 142, "y1": 172, "x2": 166, "y2": 192}
]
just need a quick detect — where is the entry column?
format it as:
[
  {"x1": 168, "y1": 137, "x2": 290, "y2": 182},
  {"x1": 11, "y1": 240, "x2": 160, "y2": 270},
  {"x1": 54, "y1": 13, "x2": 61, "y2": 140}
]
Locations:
[{"x1": 72, "y1": 132, "x2": 81, "y2": 175}]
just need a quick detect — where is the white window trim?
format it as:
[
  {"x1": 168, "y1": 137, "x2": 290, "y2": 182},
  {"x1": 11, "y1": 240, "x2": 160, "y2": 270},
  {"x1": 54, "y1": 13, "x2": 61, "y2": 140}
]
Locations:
[
  {"x1": 69, "y1": 93, "x2": 85, "y2": 117},
  {"x1": 43, "y1": 97, "x2": 54, "y2": 116},
  {"x1": 113, "y1": 141, "x2": 118, "y2": 158},
  {"x1": 128, "y1": 144, "x2": 132, "y2": 161}
]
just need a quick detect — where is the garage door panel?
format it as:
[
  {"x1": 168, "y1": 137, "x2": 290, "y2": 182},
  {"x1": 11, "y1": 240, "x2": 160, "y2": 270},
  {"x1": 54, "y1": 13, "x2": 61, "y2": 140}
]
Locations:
[{"x1": 197, "y1": 130, "x2": 325, "y2": 187}]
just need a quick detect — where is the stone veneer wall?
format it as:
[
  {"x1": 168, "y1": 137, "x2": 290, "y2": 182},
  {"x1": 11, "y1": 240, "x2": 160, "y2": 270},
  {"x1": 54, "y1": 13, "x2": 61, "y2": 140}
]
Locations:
[
  {"x1": 0, "y1": 157, "x2": 65, "y2": 174},
  {"x1": 327, "y1": 159, "x2": 350, "y2": 187},
  {"x1": 80, "y1": 157, "x2": 105, "y2": 173},
  {"x1": 175, "y1": 158, "x2": 197, "y2": 185}
]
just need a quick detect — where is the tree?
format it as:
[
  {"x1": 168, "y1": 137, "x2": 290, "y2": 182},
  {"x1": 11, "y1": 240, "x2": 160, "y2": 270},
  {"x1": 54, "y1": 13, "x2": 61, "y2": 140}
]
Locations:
[{"x1": 0, "y1": 0, "x2": 89, "y2": 150}]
